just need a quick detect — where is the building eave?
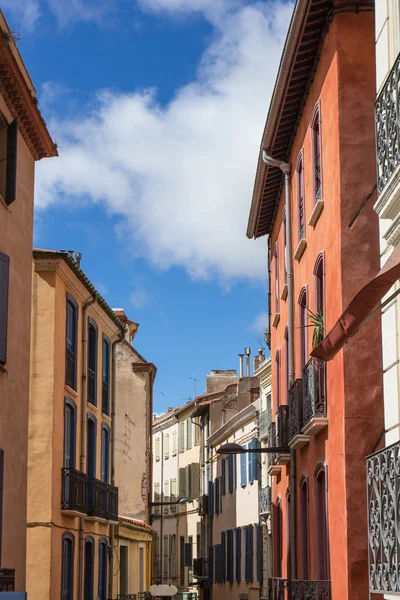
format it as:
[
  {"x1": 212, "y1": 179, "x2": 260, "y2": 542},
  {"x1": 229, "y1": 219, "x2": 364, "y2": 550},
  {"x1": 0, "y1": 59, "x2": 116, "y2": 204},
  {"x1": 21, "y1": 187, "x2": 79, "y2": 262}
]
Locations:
[{"x1": 208, "y1": 401, "x2": 258, "y2": 447}]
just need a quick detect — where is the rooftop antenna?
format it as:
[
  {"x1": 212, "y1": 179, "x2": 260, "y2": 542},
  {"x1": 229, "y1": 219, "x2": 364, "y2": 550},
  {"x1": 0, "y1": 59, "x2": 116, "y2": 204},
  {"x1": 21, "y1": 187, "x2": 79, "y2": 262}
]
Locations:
[{"x1": 189, "y1": 377, "x2": 198, "y2": 399}]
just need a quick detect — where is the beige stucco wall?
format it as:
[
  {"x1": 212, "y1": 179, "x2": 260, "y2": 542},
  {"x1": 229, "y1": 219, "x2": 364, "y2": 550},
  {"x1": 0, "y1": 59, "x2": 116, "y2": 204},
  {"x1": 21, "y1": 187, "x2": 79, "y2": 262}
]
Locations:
[
  {"x1": 0, "y1": 92, "x2": 35, "y2": 591},
  {"x1": 113, "y1": 523, "x2": 152, "y2": 597},
  {"x1": 27, "y1": 259, "x2": 120, "y2": 600}
]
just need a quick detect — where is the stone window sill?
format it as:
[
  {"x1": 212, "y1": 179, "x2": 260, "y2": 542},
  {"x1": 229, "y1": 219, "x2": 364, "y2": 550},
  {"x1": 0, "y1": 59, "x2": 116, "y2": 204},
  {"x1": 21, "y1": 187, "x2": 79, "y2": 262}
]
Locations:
[
  {"x1": 308, "y1": 199, "x2": 324, "y2": 227},
  {"x1": 281, "y1": 284, "x2": 288, "y2": 301},
  {"x1": 293, "y1": 238, "x2": 307, "y2": 262},
  {"x1": 272, "y1": 313, "x2": 280, "y2": 328}
]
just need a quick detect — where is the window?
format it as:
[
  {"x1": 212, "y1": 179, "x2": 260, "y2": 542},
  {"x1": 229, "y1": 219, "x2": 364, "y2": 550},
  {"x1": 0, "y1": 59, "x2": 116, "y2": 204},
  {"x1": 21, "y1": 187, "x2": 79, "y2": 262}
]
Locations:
[
  {"x1": 0, "y1": 253, "x2": 9, "y2": 365},
  {"x1": 0, "y1": 450, "x2": 3, "y2": 566},
  {"x1": 297, "y1": 152, "x2": 305, "y2": 241},
  {"x1": 299, "y1": 288, "x2": 308, "y2": 371},
  {"x1": 61, "y1": 532, "x2": 75, "y2": 600},
  {"x1": 286, "y1": 489, "x2": 291, "y2": 578},
  {"x1": 275, "y1": 350, "x2": 281, "y2": 409},
  {"x1": 120, "y1": 545, "x2": 129, "y2": 594},
  {"x1": 314, "y1": 253, "x2": 325, "y2": 317},
  {"x1": 179, "y1": 421, "x2": 185, "y2": 452},
  {"x1": 170, "y1": 535, "x2": 177, "y2": 579},
  {"x1": 64, "y1": 398, "x2": 76, "y2": 469},
  {"x1": 171, "y1": 478, "x2": 177, "y2": 512},
  {"x1": 65, "y1": 294, "x2": 78, "y2": 390},
  {"x1": 186, "y1": 419, "x2": 192, "y2": 449},
  {"x1": 208, "y1": 545, "x2": 213, "y2": 584},
  {"x1": 0, "y1": 118, "x2": 18, "y2": 206},
  {"x1": 228, "y1": 454, "x2": 234, "y2": 493},
  {"x1": 275, "y1": 499, "x2": 282, "y2": 577},
  {"x1": 221, "y1": 458, "x2": 226, "y2": 496},
  {"x1": 311, "y1": 103, "x2": 322, "y2": 204},
  {"x1": 86, "y1": 415, "x2": 97, "y2": 479},
  {"x1": 208, "y1": 480, "x2": 214, "y2": 516},
  {"x1": 227, "y1": 530, "x2": 233, "y2": 582},
  {"x1": 87, "y1": 318, "x2": 98, "y2": 406},
  {"x1": 235, "y1": 527, "x2": 241, "y2": 582},
  {"x1": 180, "y1": 536, "x2": 185, "y2": 586},
  {"x1": 248, "y1": 438, "x2": 259, "y2": 484},
  {"x1": 163, "y1": 535, "x2": 169, "y2": 580},
  {"x1": 165, "y1": 433, "x2": 170, "y2": 460},
  {"x1": 215, "y1": 477, "x2": 220, "y2": 515},
  {"x1": 300, "y1": 478, "x2": 310, "y2": 579},
  {"x1": 245, "y1": 525, "x2": 253, "y2": 582},
  {"x1": 164, "y1": 480, "x2": 170, "y2": 513},
  {"x1": 101, "y1": 425, "x2": 110, "y2": 484},
  {"x1": 98, "y1": 538, "x2": 108, "y2": 600},
  {"x1": 256, "y1": 524, "x2": 261, "y2": 582},
  {"x1": 84, "y1": 537, "x2": 94, "y2": 600},
  {"x1": 155, "y1": 437, "x2": 160, "y2": 462},
  {"x1": 284, "y1": 327, "x2": 289, "y2": 402},
  {"x1": 139, "y1": 545, "x2": 145, "y2": 592},
  {"x1": 240, "y1": 452, "x2": 247, "y2": 487},
  {"x1": 274, "y1": 242, "x2": 279, "y2": 313},
  {"x1": 172, "y1": 431, "x2": 177, "y2": 456},
  {"x1": 102, "y1": 335, "x2": 110, "y2": 415},
  {"x1": 221, "y1": 532, "x2": 226, "y2": 582},
  {"x1": 315, "y1": 465, "x2": 329, "y2": 580}
]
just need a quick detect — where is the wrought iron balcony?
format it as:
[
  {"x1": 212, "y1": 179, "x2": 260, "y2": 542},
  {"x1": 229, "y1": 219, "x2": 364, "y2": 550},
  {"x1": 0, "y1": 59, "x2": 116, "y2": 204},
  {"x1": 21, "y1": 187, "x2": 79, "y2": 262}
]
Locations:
[
  {"x1": 366, "y1": 441, "x2": 400, "y2": 594},
  {"x1": 259, "y1": 408, "x2": 272, "y2": 440},
  {"x1": 0, "y1": 569, "x2": 15, "y2": 592},
  {"x1": 302, "y1": 357, "x2": 327, "y2": 436},
  {"x1": 198, "y1": 494, "x2": 208, "y2": 516},
  {"x1": 269, "y1": 578, "x2": 331, "y2": 600},
  {"x1": 275, "y1": 405, "x2": 290, "y2": 465},
  {"x1": 193, "y1": 558, "x2": 209, "y2": 580},
  {"x1": 117, "y1": 595, "x2": 136, "y2": 600},
  {"x1": 87, "y1": 478, "x2": 118, "y2": 521},
  {"x1": 375, "y1": 52, "x2": 400, "y2": 198},
  {"x1": 288, "y1": 379, "x2": 309, "y2": 449},
  {"x1": 62, "y1": 468, "x2": 87, "y2": 514},
  {"x1": 267, "y1": 422, "x2": 280, "y2": 475},
  {"x1": 259, "y1": 485, "x2": 272, "y2": 515}
]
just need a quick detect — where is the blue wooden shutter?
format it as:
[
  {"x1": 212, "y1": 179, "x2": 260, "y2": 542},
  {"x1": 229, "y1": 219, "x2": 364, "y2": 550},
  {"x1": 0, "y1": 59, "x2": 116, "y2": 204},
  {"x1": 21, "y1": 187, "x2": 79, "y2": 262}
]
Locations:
[
  {"x1": 215, "y1": 478, "x2": 219, "y2": 515},
  {"x1": 221, "y1": 458, "x2": 226, "y2": 496},
  {"x1": 240, "y1": 452, "x2": 247, "y2": 487},
  {"x1": 208, "y1": 546, "x2": 213, "y2": 583},
  {"x1": 228, "y1": 455, "x2": 233, "y2": 492},
  {"x1": 256, "y1": 524, "x2": 261, "y2": 581},
  {"x1": 0, "y1": 253, "x2": 10, "y2": 365},
  {"x1": 221, "y1": 532, "x2": 226, "y2": 582},
  {"x1": 208, "y1": 481, "x2": 214, "y2": 516},
  {"x1": 235, "y1": 528, "x2": 241, "y2": 582},
  {"x1": 252, "y1": 438, "x2": 259, "y2": 481},
  {"x1": 5, "y1": 119, "x2": 18, "y2": 206},
  {"x1": 248, "y1": 442, "x2": 253, "y2": 484}
]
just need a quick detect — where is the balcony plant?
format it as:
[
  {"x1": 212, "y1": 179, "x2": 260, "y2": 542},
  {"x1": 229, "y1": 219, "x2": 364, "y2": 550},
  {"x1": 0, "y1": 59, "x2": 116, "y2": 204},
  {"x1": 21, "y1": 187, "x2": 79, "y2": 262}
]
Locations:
[{"x1": 300, "y1": 308, "x2": 325, "y2": 349}]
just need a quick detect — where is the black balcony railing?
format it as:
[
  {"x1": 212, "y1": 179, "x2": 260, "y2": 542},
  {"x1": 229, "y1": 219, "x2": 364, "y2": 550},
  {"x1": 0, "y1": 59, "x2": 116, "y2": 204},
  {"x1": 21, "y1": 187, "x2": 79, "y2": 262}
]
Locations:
[
  {"x1": 87, "y1": 478, "x2": 118, "y2": 521},
  {"x1": 259, "y1": 408, "x2": 272, "y2": 439},
  {"x1": 376, "y1": 52, "x2": 400, "y2": 194},
  {"x1": 259, "y1": 485, "x2": 272, "y2": 515},
  {"x1": 367, "y1": 441, "x2": 400, "y2": 594},
  {"x1": 269, "y1": 578, "x2": 331, "y2": 600},
  {"x1": 289, "y1": 379, "x2": 303, "y2": 441},
  {"x1": 193, "y1": 558, "x2": 209, "y2": 579},
  {"x1": 62, "y1": 468, "x2": 87, "y2": 513},
  {"x1": 302, "y1": 357, "x2": 326, "y2": 426},
  {"x1": 198, "y1": 494, "x2": 208, "y2": 516},
  {"x1": 0, "y1": 569, "x2": 15, "y2": 592},
  {"x1": 267, "y1": 421, "x2": 277, "y2": 466},
  {"x1": 276, "y1": 405, "x2": 290, "y2": 448},
  {"x1": 117, "y1": 595, "x2": 136, "y2": 600}
]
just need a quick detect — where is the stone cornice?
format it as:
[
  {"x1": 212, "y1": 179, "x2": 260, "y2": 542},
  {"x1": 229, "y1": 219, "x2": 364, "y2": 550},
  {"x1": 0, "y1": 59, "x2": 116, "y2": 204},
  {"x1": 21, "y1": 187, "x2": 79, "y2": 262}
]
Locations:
[
  {"x1": 131, "y1": 361, "x2": 157, "y2": 382},
  {"x1": 385, "y1": 212, "x2": 400, "y2": 248},
  {"x1": 374, "y1": 165, "x2": 400, "y2": 220},
  {"x1": 0, "y1": 33, "x2": 57, "y2": 160}
]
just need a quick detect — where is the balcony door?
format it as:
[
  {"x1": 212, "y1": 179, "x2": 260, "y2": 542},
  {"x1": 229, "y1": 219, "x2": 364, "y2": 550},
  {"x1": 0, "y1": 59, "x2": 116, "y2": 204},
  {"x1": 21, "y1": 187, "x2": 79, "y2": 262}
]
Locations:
[
  {"x1": 98, "y1": 538, "x2": 108, "y2": 600},
  {"x1": 87, "y1": 415, "x2": 96, "y2": 479},
  {"x1": 315, "y1": 466, "x2": 329, "y2": 580},
  {"x1": 101, "y1": 425, "x2": 110, "y2": 484},
  {"x1": 64, "y1": 399, "x2": 76, "y2": 469},
  {"x1": 84, "y1": 537, "x2": 94, "y2": 600},
  {"x1": 61, "y1": 533, "x2": 74, "y2": 600}
]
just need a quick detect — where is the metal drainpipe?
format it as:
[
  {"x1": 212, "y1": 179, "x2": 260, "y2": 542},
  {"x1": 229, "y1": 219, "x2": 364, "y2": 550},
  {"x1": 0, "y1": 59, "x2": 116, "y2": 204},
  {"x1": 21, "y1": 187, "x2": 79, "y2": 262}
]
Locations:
[
  {"x1": 159, "y1": 428, "x2": 164, "y2": 584},
  {"x1": 262, "y1": 152, "x2": 296, "y2": 580},
  {"x1": 78, "y1": 294, "x2": 98, "y2": 600},
  {"x1": 108, "y1": 330, "x2": 125, "y2": 600}
]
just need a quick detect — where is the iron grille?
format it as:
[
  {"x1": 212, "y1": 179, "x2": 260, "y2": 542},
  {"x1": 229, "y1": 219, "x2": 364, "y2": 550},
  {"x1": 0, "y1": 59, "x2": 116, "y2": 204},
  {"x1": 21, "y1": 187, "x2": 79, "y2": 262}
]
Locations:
[
  {"x1": 288, "y1": 379, "x2": 303, "y2": 441},
  {"x1": 0, "y1": 569, "x2": 15, "y2": 592},
  {"x1": 376, "y1": 52, "x2": 400, "y2": 194},
  {"x1": 198, "y1": 494, "x2": 208, "y2": 516},
  {"x1": 366, "y1": 441, "x2": 400, "y2": 594},
  {"x1": 193, "y1": 558, "x2": 209, "y2": 579},
  {"x1": 276, "y1": 405, "x2": 289, "y2": 448},
  {"x1": 259, "y1": 408, "x2": 272, "y2": 439},
  {"x1": 117, "y1": 595, "x2": 136, "y2": 600},
  {"x1": 87, "y1": 477, "x2": 108, "y2": 519},
  {"x1": 259, "y1": 485, "x2": 272, "y2": 515},
  {"x1": 269, "y1": 578, "x2": 331, "y2": 599},
  {"x1": 61, "y1": 468, "x2": 87, "y2": 513},
  {"x1": 302, "y1": 357, "x2": 326, "y2": 426},
  {"x1": 108, "y1": 483, "x2": 119, "y2": 521},
  {"x1": 267, "y1": 422, "x2": 277, "y2": 466}
]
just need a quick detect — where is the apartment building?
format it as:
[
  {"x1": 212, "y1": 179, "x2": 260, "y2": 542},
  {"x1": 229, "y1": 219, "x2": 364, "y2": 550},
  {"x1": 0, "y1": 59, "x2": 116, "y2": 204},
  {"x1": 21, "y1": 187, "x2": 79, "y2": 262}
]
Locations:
[
  {"x1": 0, "y1": 11, "x2": 57, "y2": 593},
  {"x1": 247, "y1": 1, "x2": 383, "y2": 598},
  {"x1": 27, "y1": 250, "x2": 124, "y2": 600}
]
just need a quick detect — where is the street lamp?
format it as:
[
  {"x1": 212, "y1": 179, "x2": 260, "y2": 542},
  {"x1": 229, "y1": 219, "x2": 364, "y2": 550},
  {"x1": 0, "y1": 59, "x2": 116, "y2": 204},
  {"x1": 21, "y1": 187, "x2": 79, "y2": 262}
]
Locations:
[{"x1": 217, "y1": 442, "x2": 290, "y2": 454}]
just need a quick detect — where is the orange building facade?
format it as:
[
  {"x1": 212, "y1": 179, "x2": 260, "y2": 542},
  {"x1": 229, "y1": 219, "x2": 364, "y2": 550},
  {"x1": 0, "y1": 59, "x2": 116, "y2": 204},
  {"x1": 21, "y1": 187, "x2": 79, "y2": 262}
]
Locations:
[{"x1": 248, "y1": 1, "x2": 384, "y2": 599}]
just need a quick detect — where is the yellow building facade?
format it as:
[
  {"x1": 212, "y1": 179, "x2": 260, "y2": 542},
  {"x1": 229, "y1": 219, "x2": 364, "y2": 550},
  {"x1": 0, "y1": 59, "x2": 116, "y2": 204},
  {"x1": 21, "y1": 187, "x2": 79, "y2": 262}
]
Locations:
[{"x1": 27, "y1": 249, "x2": 124, "y2": 600}]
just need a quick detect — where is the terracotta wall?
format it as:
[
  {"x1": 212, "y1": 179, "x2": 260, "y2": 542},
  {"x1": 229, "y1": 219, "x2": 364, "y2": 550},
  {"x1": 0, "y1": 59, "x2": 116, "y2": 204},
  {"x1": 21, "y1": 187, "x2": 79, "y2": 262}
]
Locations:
[{"x1": 269, "y1": 10, "x2": 383, "y2": 599}]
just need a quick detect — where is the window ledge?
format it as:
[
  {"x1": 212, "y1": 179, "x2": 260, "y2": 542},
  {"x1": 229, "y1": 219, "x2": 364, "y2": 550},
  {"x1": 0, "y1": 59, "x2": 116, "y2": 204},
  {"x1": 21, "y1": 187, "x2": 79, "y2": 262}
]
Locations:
[
  {"x1": 101, "y1": 413, "x2": 111, "y2": 422},
  {"x1": 308, "y1": 199, "x2": 324, "y2": 227},
  {"x1": 280, "y1": 284, "x2": 288, "y2": 301},
  {"x1": 272, "y1": 313, "x2": 280, "y2": 328},
  {"x1": 0, "y1": 363, "x2": 7, "y2": 375},
  {"x1": 65, "y1": 385, "x2": 78, "y2": 398},
  {"x1": 293, "y1": 238, "x2": 307, "y2": 262},
  {"x1": 0, "y1": 194, "x2": 11, "y2": 214},
  {"x1": 87, "y1": 402, "x2": 98, "y2": 411}
]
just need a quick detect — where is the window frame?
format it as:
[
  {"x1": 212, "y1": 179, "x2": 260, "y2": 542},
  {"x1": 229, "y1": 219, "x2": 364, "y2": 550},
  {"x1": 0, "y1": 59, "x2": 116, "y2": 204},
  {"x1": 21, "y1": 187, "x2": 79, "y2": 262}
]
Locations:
[
  {"x1": 310, "y1": 101, "x2": 323, "y2": 205},
  {"x1": 86, "y1": 413, "x2": 97, "y2": 479},
  {"x1": 314, "y1": 252, "x2": 325, "y2": 318},
  {"x1": 315, "y1": 464, "x2": 329, "y2": 580},
  {"x1": 64, "y1": 397, "x2": 77, "y2": 469},
  {"x1": 0, "y1": 252, "x2": 10, "y2": 365},
  {"x1": 274, "y1": 242, "x2": 280, "y2": 313},
  {"x1": 65, "y1": 293, "x2": 78, "y2": 390},
  {"x1": 284, "y1": 327, "x2": 289, "y2": 402},
  {"x1": 101, "y1": 334, "x2": 110, "y2": 415},
  {"x1": 101, "y1": 423, "x2": 110, "y2": 484},
  {"x1": 300, "y1": 476, "x2": 310, "y2": 579},
  {"x1": 298, "y1": 287, "x2": 308, "y2": 372},
  {"x1": 283, "y1": 208, "x2": 287, "y2": 284},
  {"x1": 61, "y1": 531, "x2": 75, "y2": 600},
  {"x1": 98, "y1": 537, "x2": 108, "y2": 600},
  {"x1": 296, "y1": 150, "x2": 305, "y2": 242},
  {"x1": 275, "y1": 350, "x2": 281, "y2": 410},
  {"x1": 87, "y1": 317, "x2": 98, "y2": 407}
]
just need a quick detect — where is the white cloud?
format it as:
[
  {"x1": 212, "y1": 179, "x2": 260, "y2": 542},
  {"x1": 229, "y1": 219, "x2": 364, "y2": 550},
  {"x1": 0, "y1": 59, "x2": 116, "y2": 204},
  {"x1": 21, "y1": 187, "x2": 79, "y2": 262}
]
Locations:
[
  {"x1": 130, "y1": 289, "x2": 149, "y2": 309},
  {"x1": 35, "y1": 1, "x2": 292, "y2": 282},
  {"x1": 137, "y1": 0, "x2": 243, "y2": 22},
  {"x1": 1, "y1": 0, "x2": 41, "y2": 31},
  {"x1": 250, "y1": 311, "x2": 269, "y2": 333},
  {"x1": 47, "y1": 0, "x2": 114, "y2": 27}
]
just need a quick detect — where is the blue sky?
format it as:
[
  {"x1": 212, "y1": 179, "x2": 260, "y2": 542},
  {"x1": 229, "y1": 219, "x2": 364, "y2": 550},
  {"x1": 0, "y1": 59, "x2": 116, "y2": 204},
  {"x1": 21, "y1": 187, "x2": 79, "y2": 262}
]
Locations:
[{"x1": 3, "y1": 0, "x2": 291, "y2": 414}]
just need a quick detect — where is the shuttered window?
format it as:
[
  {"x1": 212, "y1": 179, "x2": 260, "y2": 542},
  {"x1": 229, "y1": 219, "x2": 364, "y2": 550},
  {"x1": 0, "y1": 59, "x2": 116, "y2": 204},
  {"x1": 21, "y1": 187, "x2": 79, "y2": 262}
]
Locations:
[
  {"x1": 208, "y1": 481, "x2": 214, "y2": 516},
  {"x1": 256, "y1": 524, "x2": 261, "y2": 581},
  {"x1": 0, "y1": 253, "x2": 9, "y2": 365},
  {"x1": 101, "y1": 335, "x2": 110, "y2": 415},
  {"x1": 227, "y1": 530, "x2": 233, "y2": 582},
  {"x1": 245, "y1": 525, "x2": 254, "y2": 582},
  {"x1": 5, "y1": 119, "x2": 18, "y2": 206},
  {"x1": 179, "y1": 422, "x2": 185, "y2": 452},
  {"x1": 165, "y1": 434, "x2": 170, "y2": 459},
  {"x1": 186, "y1": 419, "x2": 192, "y2": 449},
  {"x1": 228, "y1": 455, "x2": 234, "y2": 493},
  {"x1": 234, "y1": 454, "x2": 237, "y2": 489},
  {"x1": 297, "y1": 152, "x2": 305, "y2": 241},
  {"x1": 248, "y1": 442, "x2": 253, "y2": 484},
  {"x1": 208, "y1": 545, "x2": 213, "y2": 584},
  {"x1": 189, "y1": 462, "x2": 200, "y2": 499},
  {"x1": 221, "y1": 458, "x2": 226, "y2": 496},
  {"x1": 215, "y1": 477, "x2": 220, "y2": 515},
  {"x1": 184, "y1": 540, "x2": 193, "y2": 566},
  {"x1": 240, "y1": 452, "x2": 247, "y2": 487},
  {"x1": 87, "y1": 319, "x2": 98, "y2": 406},
  {"x1": 179, "y1": 467, "x2": 187, "y2": 498},
  {"x1": 155, "y1": 437, "x2": 160, "y2": 462},
  {"x1": 65, "y1": 294, "x2": 78, "y2": 390},
  {"x1": 61, "y1": 533, "x2": 75, "y2": 600},
  {"x1": 221, "y1": 532, "x2": 226, "y2": 582},
  {"x1": 235, "y1": 527, "x2": 241, "y2": 582}
]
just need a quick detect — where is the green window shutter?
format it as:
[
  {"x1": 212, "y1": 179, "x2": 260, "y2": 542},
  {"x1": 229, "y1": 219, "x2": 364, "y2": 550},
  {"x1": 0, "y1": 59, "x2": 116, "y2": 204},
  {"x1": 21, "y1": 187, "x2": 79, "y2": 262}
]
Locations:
[
  {"x1": 190, "y1": 463, "x2": 200, "y2": 499},
  {"x1": 179, "y1": 467, "x2": 186, "y2": 498}
]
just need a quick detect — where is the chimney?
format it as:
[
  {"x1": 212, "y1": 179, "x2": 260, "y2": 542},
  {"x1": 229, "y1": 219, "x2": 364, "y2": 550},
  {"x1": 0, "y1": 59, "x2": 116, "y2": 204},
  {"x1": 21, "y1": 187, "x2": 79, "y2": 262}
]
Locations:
[
  {"x1": 168, "y1": 407, "x2": 174, "y2": 412},
  {"x1": 254, "y1": 348, "x2": 265, "y2": 371},
  {"x1": 238, "y1": 354, "x2": 244, "y2": 377},
  {"x1": 245, "y1": 347, "x2": 251, "y2": 377},
  {"x1": 75, "y1": 252, "x2": 82, "y2": 268}
]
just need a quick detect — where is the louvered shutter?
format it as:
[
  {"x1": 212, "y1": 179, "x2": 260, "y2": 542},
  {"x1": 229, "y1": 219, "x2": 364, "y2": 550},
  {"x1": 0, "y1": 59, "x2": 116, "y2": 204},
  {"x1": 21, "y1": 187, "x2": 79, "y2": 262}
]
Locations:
[
  {"x1": 208, "y1": 481, "x2": 214, "y2": 516},
  {"x1": 234, "y1": 454, "x2": 237, "y2": 489},
  {"x1": 179, "y1": 467, "x2": 186, "y2": 498},
  {"x1": 215, "y1": 478, "x2": 219, "y2": 515},
  {"x1": 253, "y1": 438, "x2": 260, "y2": 480},
  {"x1": 228, "y1": 455, "x2": 233, "y2": 492},
  {"x1": 208, "y1": 546, "x2": 213, "y2": 583},
  {"x1": 240, "y1": 452, "x2": 247, "y2": 487},
  {"x1": 0, "y1": 253, "x2": 10, "y2": 364},
  {"x1": 235, "y1": 527, "x2": 241, "y2": 582},
  {"x1": 5, "y1": 119, "x2": 17, "y2": 206},
  {"x1": 248, "y1": 525, "x2": 254, "y2": 581},
  {"x1": 256, "y1": 523, "x2": 261, "y2": 581},
  {"x1": 227, "y1": 530, "x2": 233, "y2": 582},
  {"x1": 221, "y1": 532, "x2": 226, "y2": 582},
  {"x1": 190, "y1": 462, "x2": 200, "y2": 499},
  {"x1": 221, "y1": 458, "x2": 226, "y2": 495},
  {"x1": 248, "y1": 442, "x2": 253, "y2": 484},
  {"x1": 184, "y1": 542, "x2": 193, "y2": 567}
]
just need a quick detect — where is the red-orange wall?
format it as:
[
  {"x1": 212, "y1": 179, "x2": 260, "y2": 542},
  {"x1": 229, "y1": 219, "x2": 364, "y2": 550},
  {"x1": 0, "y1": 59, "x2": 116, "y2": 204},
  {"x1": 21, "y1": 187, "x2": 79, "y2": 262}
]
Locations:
[{"x1": 269, "y1": 11, "x2": 383, "y2": 600}]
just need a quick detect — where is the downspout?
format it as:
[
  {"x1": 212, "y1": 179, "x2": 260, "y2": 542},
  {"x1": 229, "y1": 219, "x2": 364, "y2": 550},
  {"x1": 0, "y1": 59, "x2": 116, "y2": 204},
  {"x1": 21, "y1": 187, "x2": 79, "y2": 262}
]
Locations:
[
  {"x1": 159, "y1": 429, "x2": 164, "y2": 584},
  {"x1": 79, "y1": 294, "x2": 98, "y2": 600},
  {"x1": 108, "y1": 329, "x2": 125, "y2": 600},
  {"x1": 262, "y1": 152, "x2": 297, "y2": 581}
]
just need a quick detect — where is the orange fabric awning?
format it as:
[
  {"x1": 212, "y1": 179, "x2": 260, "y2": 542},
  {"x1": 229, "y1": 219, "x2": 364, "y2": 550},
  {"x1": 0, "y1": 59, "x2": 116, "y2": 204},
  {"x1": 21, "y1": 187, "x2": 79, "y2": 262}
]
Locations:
[{"x1": 311, "y1": 243, "x2": 400, "y2": 362}]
